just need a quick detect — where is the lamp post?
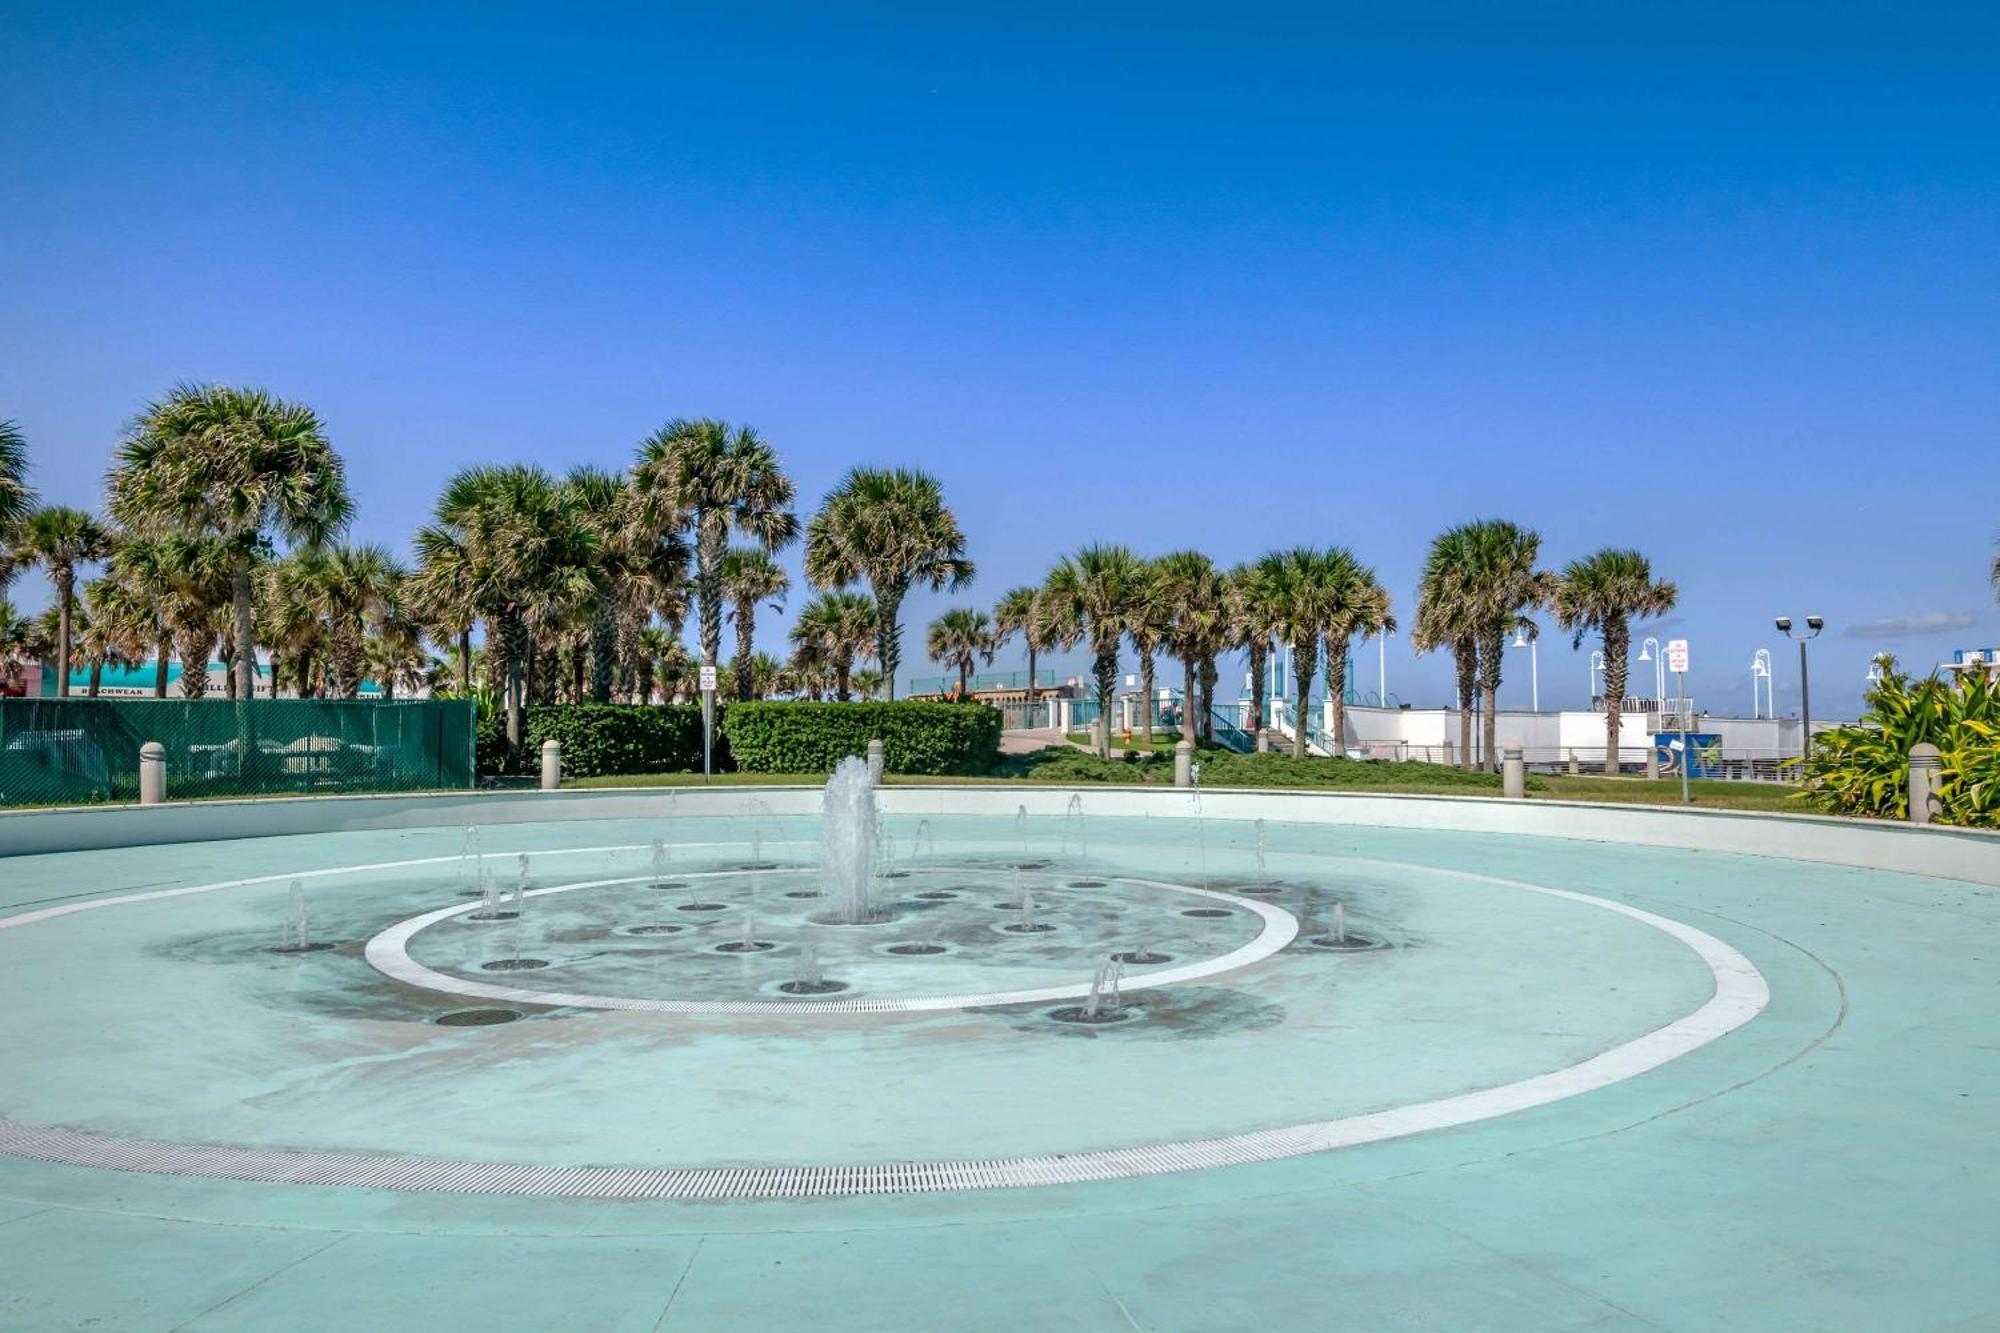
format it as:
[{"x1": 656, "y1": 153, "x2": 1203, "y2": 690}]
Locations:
[
  {"x1": 1638, "y1": 636, "x2": 1665, "y2": 707},
  {"x1": 1775, "y1": 616, "x2": 1824, "y2": 764},
  {"x1": 1512, "y1": 625, "x2": 1539, "y2": 712},
  {"x1": 1376, "y1": 628, "x2": 1393, "y2": 706},
  {"x1": 1751, "y1": 648, "x2": 1772, "y2": 719},
  {"x1": 1589, "y1": 649, "x2": 1606, "y2": 703}
]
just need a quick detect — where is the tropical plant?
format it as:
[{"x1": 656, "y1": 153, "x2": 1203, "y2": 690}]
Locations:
[
  {"x1": 1412, "y1": 525, "x2": 1482, "y2": 770},
  {"x1": 632, "y1": 419, "x2": 795, "y2": 679},
  {"x1": 0, "y1": 419, "x2": 33, "y2": 591},
  {"x1": 719, "y1": 546, "x2": 790, "y2": 701},
  {"x1": 110, "y1": 532, "x2": 231, "y2": 698},
  {"x1": 1458, "y1": 521, "x2": 1553, "y2": 771},
  {"x1": 1152, "y1": 551, "x2": 1224, "y2": 746},
  {"x1": 1800, "y1": 669, "x2": 1998, "y2": 827},
  {"x1": 420, "y1": 465, "x2": 600, "y2": 759},
  {"x1": 13, "y1": 505, "x2": 112, "y2": 695},
  {"x1": 367, "y1": 617, "x2": 431, "y2": 700},
  {"x1": 108, "y1": 384, "x2": 351, "y2": 700},
  {"x1": 309, "y1": 544, "x2": 406, "y2": 697},
  {"x1": 1553, "y1": 548, "x2": 1678, "y2": 775},
  {"x1": 1319, "y1": 556, "x2": 1396, "y2": 763},
  {"x1": 850, "y1": 667, "x2": 884, "y2": 701},
  {"x1": 1036, "y1": 544, "x2": 1145, "y2": 757},
  {"x1": 1258, "y1": 547, "x2": 1366, "y2": 759},
  {"x1": 790, "y1": 590, "x2": 876, "y2": 701},
  {"x1": 926, "y1": 607, "x2": 994, "y2": 695},
  {"x1": 1227, "y1": 561, "x2": 1279, "y2": 750},
  {"x1": 1125, "y1": 561, "x2": 1168, "y2": 744},
  {"x1": 804, "y1": 467, "x2": 973, "y2": 701},
  {"x1": 80, "y1": 575, "x2": 149, "y2": 696},
  {"x1": 991, "y1": 585, "x2": 1052, "y2": 706}
]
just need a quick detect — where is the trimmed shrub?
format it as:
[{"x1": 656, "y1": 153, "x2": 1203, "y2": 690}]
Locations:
[
  {"x1": 721, "y1": 701, "x2": 1001, "y2": 776},
  {"x1": 478, "y1": 704, "x2": 724, "y2": 777}
]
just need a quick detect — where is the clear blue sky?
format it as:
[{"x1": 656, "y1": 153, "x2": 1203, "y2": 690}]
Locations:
[{"x1": 3, "y1": 2, "x2": 1995, "y2": 717}]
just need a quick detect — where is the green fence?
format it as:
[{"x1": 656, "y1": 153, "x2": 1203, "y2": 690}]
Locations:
[{"x1": 0, "y1": 698, "x2": 477, "y2": 807}]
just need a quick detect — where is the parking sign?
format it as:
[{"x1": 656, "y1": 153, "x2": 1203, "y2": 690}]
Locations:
[{"x1": 1666, "y1": 639, "x2": 1689, "y2": 673}]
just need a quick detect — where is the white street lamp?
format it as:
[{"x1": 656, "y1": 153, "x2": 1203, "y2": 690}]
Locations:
[
  {"x1": 1637, "y1": 636, "x2": 1665, "y2": 706},
  {"x1": 1512, "y1": 625, "x2": 1539, "y2": 712},
  {"x1": 1751, "y1": 649, "x2": 1772, "y2": 719},
  {"x1": 1589, "y1": 649, "x2": 1606, "y2": 702},
  {"x1": 1375, "y1": 628, "x2": 1393, "y2": 705}
]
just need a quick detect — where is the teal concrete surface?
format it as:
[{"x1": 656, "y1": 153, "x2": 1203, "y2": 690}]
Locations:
[{"x1": 0, "y1": 806, "x2": 1992, "y2": 1330}]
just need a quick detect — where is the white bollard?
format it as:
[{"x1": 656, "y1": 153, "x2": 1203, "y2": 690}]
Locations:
[
  {"x1": 138, "y1": 741, "x2": 166, "y2": 805},
  {"x1": 1908, "y1": 742, "x2": 1941, "y2": 825},
  {"x1": 540, "y1": 739, "x2": 562, "y2": 791},
  {"x1": 1174, "y1": 740, "x2": 1194, "y2": 788},
  {"x1": 1645, "y1": 744, "x2": 1659, "y2": 781},
  {"x1": 1567, "y1": 749, "x2": 1580, "y2": 777},
  {"x1": 867, "y1": 738, "x2": 885, "y2": 784},
  {"x1": 1502, "y1": 744, "x2": 1525, "y2": 800}
]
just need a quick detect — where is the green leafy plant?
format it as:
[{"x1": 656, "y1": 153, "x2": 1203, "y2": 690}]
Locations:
[
  {"x1": 1799, "y1": 671, "x2": 1998, "y2": 827},
  {"x1": 478, "y1": 703, "x2": 722, "y2": 777},
  {"x1": 721, "y1": 700, "x2": 1000, "y2": 775}
]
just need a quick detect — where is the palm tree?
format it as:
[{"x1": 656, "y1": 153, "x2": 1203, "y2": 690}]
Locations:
[
  {"x1": 424, "y1": 465, "x2": 599, "y2": 759},
  {"x1": 258, "y1": 551, "x2": 331, "y2": 697},
  {"x1": 1554, "y1": 549, "x2": 1678, "y2": 775},
  {"x1": 1036, "y1": 544, "x2": 1145, "y2": 757},
  {"x1": 991, "y1": 585, "x2": 1054, "y2": 709},
  {"x1": 407, "y1": 523, "x2": 480, "y2": 695},
  {"x1": 0, "y1": 419, "x2": 33, "y2": 592},
  {"x1": 632, "y1": 419, "x2": 795, "y2": 680},
  {"x1": 111, "y1": 532, "x2": 231, "y2": 699},
  {"x1": 311, "y1": 544, "x2": 406, "y2": 697},
  {"x1": 1153, "y1": 551, "x2": 1224, "y2": 746},
  {"x1": 790, "y1": 590, "x2": 876, "y2": 701},
  {"x1": 1413, "y1": 526, "x2": 1483, "y2": 769},
  {"x1": 0, "y1": 600, "x2": 31, "y2": 694},
  {"x1": 804, "y1": 467, "x2": 973, "y2": 700},
  {"x1": 368, "y1": 617, "x2": 430, "y2": 699},
  {"x1": 719, "y1": 546, "x2": 790, "y2": 702},
  {"x1": 631, "y1": 624, "x2": 674, "y2": 703},
  {"x1": 108, "y1": 385, "x2": 351, "y2": 700},
  {"x1": 80, "y1": 576, "x2": 149, "y2": 697},
  {"x1": 1320, "y1": 558, "x2": 1395, "y2": 760},
  {"x1": 13, "y1": 505, "x2": 112, "y2": 696},
  {"x1": 1125, "y1": 562, "x2": 1168, "y2": 744},
  {"x1": 1453, "y1": 521, "x2": 1555, "y2": 771},
  {"x1": 926, "y1": 607, "x2": 994, "y2": 695},
  {"x1": 1226, "y1": 562, "x2": 1279, "y2": 751},
  {"x1": 850, "y1": 667, "x2": 884, "y2": 701},
  {"x1": 1259, "y1": 547, "x2": 1366, "y2": 759}
]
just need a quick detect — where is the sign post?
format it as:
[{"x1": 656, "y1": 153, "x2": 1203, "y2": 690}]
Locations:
[
  {"x1": 699, "y1": 663, "x2": 719, "y2": 785},
  {"x1": 1665, "y1": 640, "x2": 1690, "y2": 805}
]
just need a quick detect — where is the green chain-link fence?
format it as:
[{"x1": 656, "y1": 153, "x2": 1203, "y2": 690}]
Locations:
[{"x1": 0, "y1": 698, "x2": 477, "y2": 807}]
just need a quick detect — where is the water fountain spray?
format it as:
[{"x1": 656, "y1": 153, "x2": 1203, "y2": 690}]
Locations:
[
  {"x1": 1254, "y1": 817, "x2": 1268, "y2": 887},
  {"x1": 1014, "y1": 804, "x2": 1030, "y2": 863},
  {"x1": 912, "y1": 818, "x2": 934, "y2": 862},
  {"x1": 1062, "y1": 794, "x2": 1086, "y2": 859},
  {"x1": 279, "y1": 879, "x2": 310, "y2": 952},
  {"x1": 820, "y1": 755, "x2": 881, "y2": 923},
  {"x1": 649, "y1": 838, "x2": 668, "y2": 887}
]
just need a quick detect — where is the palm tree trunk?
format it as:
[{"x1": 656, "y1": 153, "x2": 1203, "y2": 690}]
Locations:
[
  {"x1": 52, "y1": 570, "x2": 74, "y2": 696},
  {"x1": 1026, "y1": 643, "x2": 1038, "y2": 710},
  {"x1": 957, "y1": 658, "x2": 970, "y2": 695},
  {"x1": 1248, "y1": 642, "x2": 1268, "y2": 751},
  {"x1": 154, "y1": 634, "x2": 170, "y2": 698},
  {"x1": 1180, "y1": 654, "x2": 1198, "y2": 745},
  {"x1": 1092, "y1": 645, "x2": 1116, "y2": 758},
  {"x1": 876, "y1": 585, "x2": 905, "y2": 702},
  {"x1": 502, "y1": 612, "x2": 526, "y2": 765},
  {"x1": 696, "y1": 519, "x2": 725, "y2": 671},
  {"x1": 735, "y1": 601, "x2": 756, "y2": 702},
  {"x1": 590, "y1": 609, "x2": 616, "y2": 703},
  {"x1": 87, "y1": 659, "x2": 102, "y2": 697},
  {"x1": 1454, "y1": 641, "x2": 1476, "y2": 769},
  {"x1": 1324, "y1": 637, "x2": 1347, "y2": 758},
  {"x1": 230, "y1": 554, "x2": 256, "y2": 700},
  {"x1": 177, "y1": 630, "x2": 210, "y2": 699},
  {"x1": 1291, "y1": 637, "x2": 1317, "y2": 760},
  {"x1": 1602, "y1": 617, "x2": 1629, "y2": 776},
  {"x1": 456, "y1": 629, "x2": 471, "y2": 695},
  {"x1": 1200, "y1": 656, "x2": 1217, "y2": 744},
  {"x1": 1476, "y1": 624, "x2": 1505, "y2": 772},
  {"x1": 835, "y1": 655, "x2": 852, "y2": 703},
  {"x1": 1138, "y1": 650, "x2": 1155, "y2": 744}
]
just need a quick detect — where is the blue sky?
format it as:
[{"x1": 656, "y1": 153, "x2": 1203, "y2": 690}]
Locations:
[{"x1": 3, "y1": 2, "x2": 1995, "y2": 716}]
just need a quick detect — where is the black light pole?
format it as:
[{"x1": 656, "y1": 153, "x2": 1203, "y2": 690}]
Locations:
[{"x1": 1775, "y1": 616, "x2": 1824, "y2": 765}]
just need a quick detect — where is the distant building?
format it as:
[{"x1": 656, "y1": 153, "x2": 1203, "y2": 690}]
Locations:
[{"x1": 1942, "y1": 648, "x2": 1999, "y2": 682}]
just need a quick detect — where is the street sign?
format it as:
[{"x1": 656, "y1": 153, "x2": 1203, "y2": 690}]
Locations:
[
  {"x1": 698, "y1": 665, "x2": 718, "y2": 693},
  {"x1": 1665, "y1": 639, "x2": 1689, "y2": 673}
]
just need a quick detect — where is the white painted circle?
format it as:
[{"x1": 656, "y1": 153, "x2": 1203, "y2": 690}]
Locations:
[{"x1": 363, "y1": 869, "x2": 1299, "y2": 1014}]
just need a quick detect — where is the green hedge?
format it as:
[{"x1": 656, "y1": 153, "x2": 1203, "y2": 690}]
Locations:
[
  {"x1": 720, "y1": 701, "x2": 1001, "y2": 776},
  {"x1": 478, "y1": 704, "x2": 725, "y2": 777}
]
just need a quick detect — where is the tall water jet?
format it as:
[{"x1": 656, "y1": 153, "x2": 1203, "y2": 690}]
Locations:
[
  {"x1": 819, "y1": 755, "x2": 882, "y2": 924},
  {"x1": 649, "y1": 838, "x2": 670, "y2": 887},
  {"x1": 1014, "y1": 805, "x2": 1030, "y2": 863},
  {"x1": 458, "y1": 826, "x2": 485, "y2": 897},
  {"x1": 911, "y1": 819, "x2": 934, "y2": 862},
  {"x1": 1062, "y1": 794, "x2": 1086, "y2": 859},
  {"x1": 1253, "y1": 818, "x2": 1268, "y2": 885},
  {"x1": 272, "y1": 879, "x2": 320, "y2": 953},
  {"x1": 1331, "y1": 901, "x2": 1346, "y2": 945}
]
